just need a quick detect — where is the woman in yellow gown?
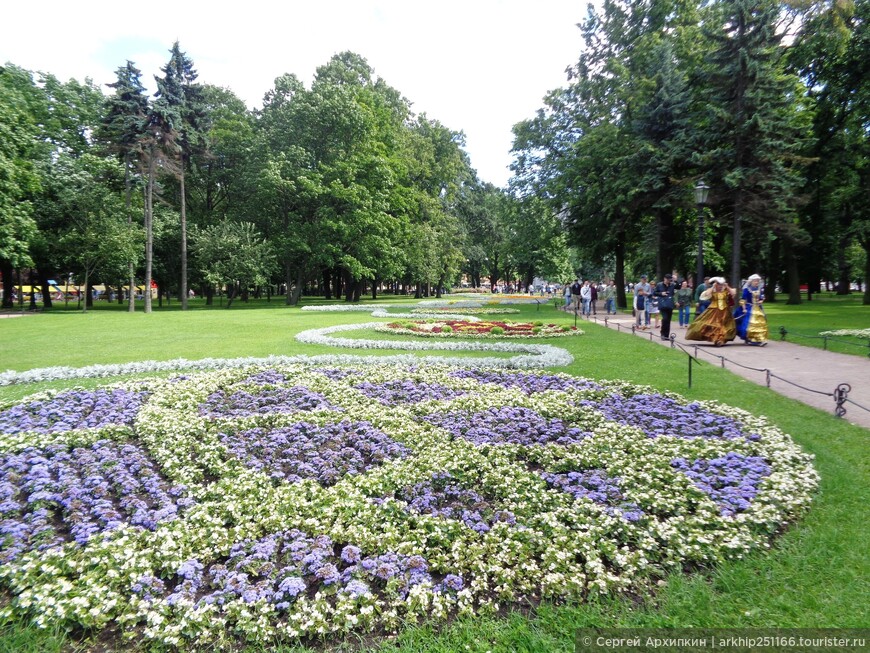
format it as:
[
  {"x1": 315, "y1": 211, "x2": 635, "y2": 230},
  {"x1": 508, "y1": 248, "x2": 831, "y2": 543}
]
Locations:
[
  {"x1": 733, "y1": 274, "x2": 769, "y2": 345},
  {"x1": 686, "y1": 277, "x2": 737, "y2": 346}
]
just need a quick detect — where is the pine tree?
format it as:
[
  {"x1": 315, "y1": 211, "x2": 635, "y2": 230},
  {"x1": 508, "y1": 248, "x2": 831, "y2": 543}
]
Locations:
[
  {"x1": 155, "y1": 41, "x2": 203, "y2": 310},
  {"x1": 704, "y1": 0, "x2": 810, "y2": 295},
  {"x1": 98, "y1": 61, "x2": 148, "y2": 311}
]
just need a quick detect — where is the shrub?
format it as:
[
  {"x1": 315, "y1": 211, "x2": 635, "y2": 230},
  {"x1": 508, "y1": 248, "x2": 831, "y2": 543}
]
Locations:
[
  {"x1": 441, "y1": 325, "x2": 453, "y2": 333},
  {"x1": 490, "y1": 326, "x2": 505, "y2": 335}
]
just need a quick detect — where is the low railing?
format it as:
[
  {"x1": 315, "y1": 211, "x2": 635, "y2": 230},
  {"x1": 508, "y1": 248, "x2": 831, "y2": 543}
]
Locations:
[{"x1": 572, "y1": 312, "x2": 870, "y2": 421}]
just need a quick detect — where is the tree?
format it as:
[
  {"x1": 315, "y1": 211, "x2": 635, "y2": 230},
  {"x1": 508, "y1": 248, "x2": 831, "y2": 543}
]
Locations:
[
  {"x1": 703, "y1": 0, "x2": 811, "y2": 298},
  {"x1": 155, "y1": 42, "x2": 204, "y2": 310},
  {"x1": 192, "y1": 221, "x2": 277, "y2": 308},
  {"x1": 0, "y1": 65, "x2": 40, "y2": 307},
  {"x1": 54, "y1": 155, "x2": 142, "y2": 312},
  {"x1": 97, "y1": 60, "x2": 149, "y2": 311}
]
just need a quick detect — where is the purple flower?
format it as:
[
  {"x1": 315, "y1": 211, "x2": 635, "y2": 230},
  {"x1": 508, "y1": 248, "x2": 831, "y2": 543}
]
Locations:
[
  {"x1": 199, "y1": 386, "x2": 336, "y2": 418},
  {"x1": 540, "y1": 469, "x2": 643, "y2": 521},
  {"x1": 218, "y1": 421, "x2": 410, "y2": 487},
  {"x1": 584, "y1": 393, "x2": 761, "y2": 441},
  {"x1": 672, "y1": 453, "x2": 771, "y2": 516},
  {"x1": 0, "y1": 389, "x2": 149, "y2": 435},
  {"x1": 448, "y1": 369, "x2": 602, "y2": 394},
  {"x1": 354, "y1": 380, "x2": 467, "y2": 406},
  {"x1": 425, "y1": 407, "x2": 589, "y2": 447}
]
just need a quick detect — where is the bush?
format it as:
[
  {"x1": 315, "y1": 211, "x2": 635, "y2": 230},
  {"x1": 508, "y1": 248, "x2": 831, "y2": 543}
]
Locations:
[
  {"x1": 534, "y1": 321, "x2": 544, "y2": 327},
  {"x1": 490, "y1": 326, "x2": 504, "y2": 335},
  {"x1": 441, "y1": 325, "x2": 453, "y2": 333},
  {"x1": 532, "y1": 326, "x2": 542, "y2": 335}
]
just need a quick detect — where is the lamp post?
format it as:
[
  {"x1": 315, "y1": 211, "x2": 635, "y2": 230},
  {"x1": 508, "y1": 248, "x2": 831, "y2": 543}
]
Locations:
[{"x1": 694, "y1": 180, "x2": 710, "y2": 291}]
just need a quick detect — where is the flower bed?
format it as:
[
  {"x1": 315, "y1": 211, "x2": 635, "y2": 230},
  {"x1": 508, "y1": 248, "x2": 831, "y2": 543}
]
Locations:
[
  {"x1": 411, "y1": 307, "x2": 521, "y2": 315},
  {"x1": 0, "y1": 365, "x2": 818, "y2": 648},
  {"x1": 818, "y1": 328, "x2": 870, "y2": 339},
  {"x1": 377, "y1": 319, "x2": 582, "y2": 338}
]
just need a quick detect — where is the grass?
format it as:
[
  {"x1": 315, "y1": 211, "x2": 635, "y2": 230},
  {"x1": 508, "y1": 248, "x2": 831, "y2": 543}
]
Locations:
[
  {"x1": 0, "y1": 296, "x2": 868, "y2": 652},
  {"x1": 748, "y1": 292, "x2": 870, "y2": 357}
]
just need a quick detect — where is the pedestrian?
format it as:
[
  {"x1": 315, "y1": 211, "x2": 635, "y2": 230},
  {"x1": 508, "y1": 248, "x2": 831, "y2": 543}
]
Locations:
[
  {"x1": 734, "y1": 274, "x2": 769, "y2": 345},
  {"x1": 654, "y1": 273, "x2": 676, "y2": 340},
  {"x1": 603, "y1": 281, "x2": 616, "y2": 314},
  {"x1": 633, "y1": 287, "x2": 647, "y2": 329},
  {"x1": 647, "y1": 285, "x2": 661, "y2": 330},
  {"x1": 580, "y1": 280, "x2": 592, "y2": 315},
  {"x1": 563, "y1": 283, "x2": 572, "y2": 311},
  {"x1": 590, "y1": 282, "x2": 599, "y2": 315},
  {"x1": 635, "y1": 275, "x2": 652, "y2": 327},
  {"x1": 686, "y1": 277, "x2": 737, "y2": 346},
  {"x1": 676, "y1": 280, "x2": 693, "y2": 327},
  {"x1": 570, "y1": 278, "x2": 582, "y2": 312},
  {"x1": 694, "y1": 276, "x2": 710, "y2": 318}
]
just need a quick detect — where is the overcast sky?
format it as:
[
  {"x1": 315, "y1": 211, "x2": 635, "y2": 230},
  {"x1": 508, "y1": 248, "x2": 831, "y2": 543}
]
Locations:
[{"x1": 1, "y1": 1, "x2": 586, "y2": 187}]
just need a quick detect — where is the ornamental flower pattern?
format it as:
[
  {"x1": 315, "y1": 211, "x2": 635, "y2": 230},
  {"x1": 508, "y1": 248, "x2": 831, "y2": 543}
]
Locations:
[
  {"x1": 424, "y1": 406, "x2": 590, "y2": 447},
  {"x1": 377, "y1": 319, "x2": 581, "y2": 339},
  {"x1": 671, "y1": 453, "x2": 771, "y2": 516},
  {"x1": 381, "y1": 471, "x2": 520, "y2": 533},
  {"x1": 448, "y1": 369, "x2": 602, "y2": 394},
  {"x1": 353, "y1": 380, "x2": 467, "y2": 406},
  {"x1": 0, "y1": 364, "x2": 818, "y2": 648},
  {"x1": 0, "y1": 440, "x2": 194, "y2": 562},
  {"x1": 585, "y1": 393, "x2": 761, "y2": 441},
  {"x1": 539, "y1": 469, "x2": 643, "y2": 522},
  {"x1": 218, "y1": 421, "x2": 411, "y2": 486},
  {"x1": 199, "y1": 386, "x2": 336, "y2": 418},
  {"x1": 0, "y1": 388, "x2": 149, "y2": 434},
  {"x1": 142, "y1": 530, "x2": 448, "y2": 610}
]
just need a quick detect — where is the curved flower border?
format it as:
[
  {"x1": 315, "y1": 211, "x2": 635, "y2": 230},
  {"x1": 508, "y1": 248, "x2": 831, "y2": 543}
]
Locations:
[
  {"x1": 375, "y1": 321, "x2": 582, "y2": 339},
  {"x1": 295, "y1": 322, "x2": 574, "y2": 368}
]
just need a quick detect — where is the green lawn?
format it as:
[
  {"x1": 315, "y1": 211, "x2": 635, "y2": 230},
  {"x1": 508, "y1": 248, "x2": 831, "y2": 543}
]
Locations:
[
  {"x1": 0, "y1": 297, "x2": 867, "y2": 652},
  {"x1": 736, "y1": 292, "x2": 870, "y2": 357}
]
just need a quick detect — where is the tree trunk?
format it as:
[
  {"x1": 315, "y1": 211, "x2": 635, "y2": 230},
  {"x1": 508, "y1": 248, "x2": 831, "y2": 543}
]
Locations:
[
  {"x1": 226, "y1": 283, "x2": 236, "y2": 308},
  {"x1": 180, "y1": 160, "x2": 188, "y2": 310},
  {"x1": 372, "y1": 279, "x2": 378, "y2": 300},
  {"x1": 1, "y1": 261, "x2": 14, "y2": 309},
  {"x1": 862, "y1": 238, "x2": 870, "y2": 305},
  {"x1": 767, "y1": 237, "x2": 780, "y2": 303},
  {"x1": 290, "y1": 269, "x2": 303, "y2": 306},
  {"x1": 785, "y1": 242, "x2": 802, "y2": 305},
  {"x1": 615, "y1": 228, "x2": 627, "y2": 309},
  {"x1": 731, "y1": 199, "x2": 743, "y2": 289},
  {"x1": 39, "y1": 271, "x2": 53, "y2": 310},
  {"x1": 323, "y1": 269, "x2": 332, "y2": 300},
  {"x1": 82, "y1": 271, "x2": 90, "y2": 313},
  {"x1": 206, "y1": 285, "x2": 214, "y2": 306},
  {"x1": 125, "y1": 152, "x2": 136, "y2": 313},
  {"x1": 144, "y1": 148, "x2": 155, "y2": 314}
]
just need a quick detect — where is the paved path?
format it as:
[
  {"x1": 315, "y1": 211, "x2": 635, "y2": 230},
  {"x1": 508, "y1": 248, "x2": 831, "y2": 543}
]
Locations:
[{"x1": 575, "y1": 312, "x2": 870, "y2": 431}]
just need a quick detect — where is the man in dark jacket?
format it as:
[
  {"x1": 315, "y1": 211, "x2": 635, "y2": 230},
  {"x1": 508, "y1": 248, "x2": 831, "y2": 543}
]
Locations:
[{"x1": 654, "y1": 274, "x2": 677, "y2": 340}]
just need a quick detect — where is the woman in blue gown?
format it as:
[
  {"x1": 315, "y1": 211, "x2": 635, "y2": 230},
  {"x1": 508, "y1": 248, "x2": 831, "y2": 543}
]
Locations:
[{"x1": 734, "y1": 274, "x2": 769, "y2": 346}]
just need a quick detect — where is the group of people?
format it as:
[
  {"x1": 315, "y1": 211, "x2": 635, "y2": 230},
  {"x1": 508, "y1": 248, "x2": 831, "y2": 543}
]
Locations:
[
  {"x1": 620, "y1": 273, "x2": 769, "y2": 346},
  {"x1": 685, "y1": 274, "x2": 769, "y2": 346},
  {"x1": 562, "y1": 280, "x2": 618, "y2": 316},
  {"x1": 559, "y1": 273, "x2": 769, "y2": 347}
]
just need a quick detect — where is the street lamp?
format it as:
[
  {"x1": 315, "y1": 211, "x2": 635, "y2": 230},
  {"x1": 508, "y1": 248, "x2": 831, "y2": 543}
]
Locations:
[{"x1": 694, "y1": 180, "x2": 710, "y2": 291}]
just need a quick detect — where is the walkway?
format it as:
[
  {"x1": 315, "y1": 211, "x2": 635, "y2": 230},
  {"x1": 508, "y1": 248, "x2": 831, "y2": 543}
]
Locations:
[{"x1": 577, "y1": 311, "x2": 870, "y2": 430}]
